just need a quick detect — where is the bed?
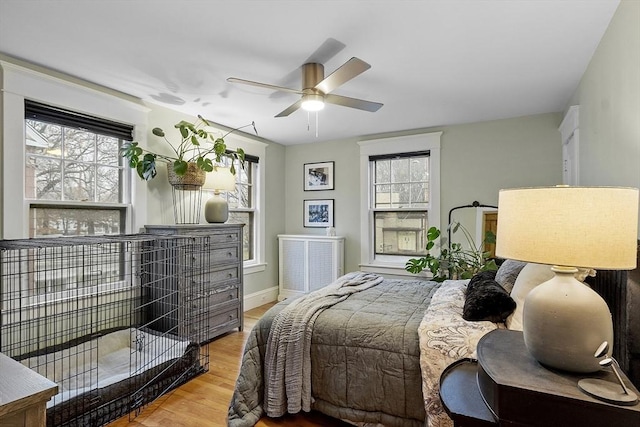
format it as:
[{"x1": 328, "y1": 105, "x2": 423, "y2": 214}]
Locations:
[
  {"x1": 228, "y1": 255, "x2": 640, "y2": 427},
  {"x1": 228, "y1": 272, "x2": 506, "y2": 427},
  {"x1": 17, "y1": 327, "x2": 202, "y2": 427}
]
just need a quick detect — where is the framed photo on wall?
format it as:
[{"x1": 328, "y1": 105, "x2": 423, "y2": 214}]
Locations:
[
  {"x1": 304, "y1": 161, "x2": 334, "y2": 191},
  {"x1": 304, "y1": 199, "x2": 334, "y2": 227}
]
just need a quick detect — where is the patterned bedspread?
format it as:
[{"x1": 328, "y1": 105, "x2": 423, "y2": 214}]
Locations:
[{"x1": 419, "y1": 280, "x2": 502, "y2": 427}]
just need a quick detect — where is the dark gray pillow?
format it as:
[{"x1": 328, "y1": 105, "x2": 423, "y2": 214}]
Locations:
[
  {"x1": 463, "y1": 272, "x2": 516, "y2": 323},
  {"x1": 495, "y1": 259, "x2": 527, "y2": 293}
]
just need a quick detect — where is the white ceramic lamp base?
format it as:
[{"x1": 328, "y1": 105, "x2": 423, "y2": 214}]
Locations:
[
  {"x1": 523, "y1": 266, "x2": 613, "y2": 373},
  {"x1": 205, "y1": 195, "x2": 229, "y2": 223}
]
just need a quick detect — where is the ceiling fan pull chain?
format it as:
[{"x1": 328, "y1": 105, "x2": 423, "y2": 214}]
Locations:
[
  {"x1": 307, "y1": 111, "x2": 310, "y2": 131},
  {"x1": 316, "y1": 111, "x2": 319, "y2": 138}
]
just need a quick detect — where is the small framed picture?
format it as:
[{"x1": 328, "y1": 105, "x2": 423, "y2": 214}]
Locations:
[
  {"x1": 304, "y1": 161, "x2": 334, "y2": 191},
  {"x1": 304, "y1": 199, "x2": 334, "y2": 228}
]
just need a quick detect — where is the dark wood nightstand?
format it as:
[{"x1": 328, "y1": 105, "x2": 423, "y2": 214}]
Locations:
[{"x1": 439, "y1": 329, "x2": 640, "y2": 427}]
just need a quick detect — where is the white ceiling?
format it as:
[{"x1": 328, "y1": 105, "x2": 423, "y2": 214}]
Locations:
[{"x1": 0, "y1": 0, "x2": 620, "y2": 146}]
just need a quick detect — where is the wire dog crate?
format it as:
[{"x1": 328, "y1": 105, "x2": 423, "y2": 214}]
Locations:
[{"x1": 0, "y1": 234, "x2": 210, "y2": 426}]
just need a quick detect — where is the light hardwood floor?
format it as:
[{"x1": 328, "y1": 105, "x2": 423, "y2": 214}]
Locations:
[{"x1": 108, "y1": 303, "x2": 350, "y2": 427}]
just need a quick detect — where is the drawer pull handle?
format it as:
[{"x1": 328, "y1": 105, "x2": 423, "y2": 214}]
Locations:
[
  {"x1": 228, "y1": 273, "x2": 233, "y2": 278},
  {"x1": 229, "y1": 315, "x2": 233, "y2": 320},
  {"x1": 228, "y1": 294, "x2": 233, "y2": 300},
  {"x1": 227, "y1": 234, "x2": 233, "y2": 239},
  {"x1": 227, "y1": 252, "x2": 233, "y2": 257}
]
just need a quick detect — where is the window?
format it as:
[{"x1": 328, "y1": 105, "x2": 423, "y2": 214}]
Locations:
[
  {"x1": 372, "y1": 152, "x2": 430, "y2": 257},
  {"x1": 359, "y1": 133, "x2": 441, "y2": 274},
  {"x1": 24, "y1": 101, "x2": 132, "y2": 237},
  {"x1": 204, "y1": 154, "x2": 259, "y2": 264}
]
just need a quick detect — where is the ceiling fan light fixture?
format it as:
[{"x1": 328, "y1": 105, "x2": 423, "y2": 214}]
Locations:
[{"x1": 301, "y1": 93, "x2": 325, "y2": 112}]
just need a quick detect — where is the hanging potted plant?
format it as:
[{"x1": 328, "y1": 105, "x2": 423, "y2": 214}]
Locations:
[{"x1": 120, "y1": 115, "x2": 256, "y2": 189}]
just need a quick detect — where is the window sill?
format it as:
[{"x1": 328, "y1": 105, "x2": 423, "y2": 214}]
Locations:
[
  {"x1": 244, "y1": 262, "x2": 267, "y2": 275},
  {"x1": 359, "y1": 262, "x2": 431, "y2": 279}
]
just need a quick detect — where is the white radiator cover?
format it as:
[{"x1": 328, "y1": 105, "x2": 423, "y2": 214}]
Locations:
[{"x1": 278, "y1": 235, "x2": 345, "y2": 300}]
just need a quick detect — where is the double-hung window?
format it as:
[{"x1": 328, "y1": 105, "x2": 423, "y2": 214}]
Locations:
[
  {"x1": 24, "y1": 100, "x2": 132, "y2": 238},
  {"x1": 204, "y1": 154, "x2": 259, "y2": 264},
  {"x1": 372, "y1": 151, "x2": 430, "y2": 258},
  {"x1": 359, "y1": 133, "x2": 441, "y2": 274}
]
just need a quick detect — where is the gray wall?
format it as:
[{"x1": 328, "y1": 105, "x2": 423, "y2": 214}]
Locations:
[
  {"x1": 284, "y1": 113, "x2": 563, "y2": 273},
  {"x1": 566, "y1": 0, "x2": 640, "y2": 235}
]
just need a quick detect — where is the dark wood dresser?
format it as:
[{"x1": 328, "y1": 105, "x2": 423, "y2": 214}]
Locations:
[{"x1": 144, "y1": 224, "x2": 243, "y2": 343}]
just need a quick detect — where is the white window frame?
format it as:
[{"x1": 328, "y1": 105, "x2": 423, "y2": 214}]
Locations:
[
  {"x1": 222, "y1": 133, "x2": 267, "y2": 275},
  {"x1": 1, "y1": 60, "x2": 149, "y2": 239},
  {"x1": 25, "y1": 116, "x2": 130, "y2": 237},
  {"x1": 358, "y1": 132, "x2": 441, "y2": 276},
  {"x1": 205, "y1": 156, "x2": 259, "y2": 266}
]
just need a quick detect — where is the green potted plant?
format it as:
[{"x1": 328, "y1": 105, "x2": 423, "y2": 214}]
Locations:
[
  {"x1": 405, "y1": 222, "x2": 498, "y2": 281},
  {"x1": 120, "y1": 115, "x2": 256, "y2": 185}
]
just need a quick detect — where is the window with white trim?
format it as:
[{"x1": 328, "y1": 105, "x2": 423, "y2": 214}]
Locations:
[
  {"x1": 24, "y1": 100, "x2": 132, "y2": 237},
  {"x1": 359, "y1": 133, "x2": 441, "y2": 273},
  {"x1": 20, "y1": 101, "x2": 134, "y2": 299},
  {"x1": 372, "y1": 151, "x2": 430, "y2": 258},
  {"x1": 204, "y1": 154, "x2": 259, "y2": 264}
]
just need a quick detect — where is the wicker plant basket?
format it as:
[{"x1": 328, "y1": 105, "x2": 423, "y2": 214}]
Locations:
[{"x1": 167, "y1": 162, "x2": 206, "y2": 191}]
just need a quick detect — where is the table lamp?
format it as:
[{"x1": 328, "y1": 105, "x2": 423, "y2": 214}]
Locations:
[
  {"x1": 495, "y1": 186, "x2": 638, "y2": 399},
  {"x1": 203, "y1": 167, "x2": 236, "y2": 223}
]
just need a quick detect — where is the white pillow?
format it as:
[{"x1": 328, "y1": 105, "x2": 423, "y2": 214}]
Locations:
[{"x1": 505, "y1": 263, "x2": 554, "y2": 330}]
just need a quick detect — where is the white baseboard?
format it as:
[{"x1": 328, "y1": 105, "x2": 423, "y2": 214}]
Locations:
[{"x1": 244, "y1": 286, "x2": 279, "y2": 311}]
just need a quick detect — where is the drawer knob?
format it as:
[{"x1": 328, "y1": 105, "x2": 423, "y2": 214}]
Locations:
[
  {"x1": 227, "y1": 251, "x2": 233, "y2": 257},
  {"x1": 228, "y1": 273, "x2": 233, "y2": 278},
  {"x1": 229, "y1": 315, "x2": 233, "y2": 320}
]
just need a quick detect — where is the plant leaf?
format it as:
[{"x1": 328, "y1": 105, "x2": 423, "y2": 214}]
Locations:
[
  {"x1": 173, "y1": 160, "x2": 188, "y2": 175},
  {"x1": 151, "y1": 128, "x2": 165, "y2": 137},
  {"x1": 426, "y1": 227, "x2": 440, "y2": 241}
]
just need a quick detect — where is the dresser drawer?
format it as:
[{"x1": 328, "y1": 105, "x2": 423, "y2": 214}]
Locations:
[
  {"x1": 208, "y1": 265, "x2": 239, "y2": 283},
  {"x1": 208, "y1": 304, "x2": 240, "y2": 334},
  {"x1": 185, "y1": 283, "x2": 239, "y2": 310},
  {"x1": 185, "y1": 302, "x2": 240, "y2": 343},
  {"x1": 186, "y1": 247, "x2": 239, "y2": 272},
  {"x1": 207, "y1": 230, "x2": 240, "y2": 245},
  {"x1": 210, "y1": 245, "x2": 239, "y2": 264}
]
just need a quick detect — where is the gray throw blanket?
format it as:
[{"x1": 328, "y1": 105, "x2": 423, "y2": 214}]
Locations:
[{"x1": 264, "y1": 272, "x2": 383, "y2": 417}]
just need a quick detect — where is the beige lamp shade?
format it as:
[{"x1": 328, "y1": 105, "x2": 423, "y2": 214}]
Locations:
[
  {"x1": 496, "y1": 186, "x2": 639, "y2": 270},
  {"x1": 203, "y1": 167, "x2": 236, "y2": 192}
]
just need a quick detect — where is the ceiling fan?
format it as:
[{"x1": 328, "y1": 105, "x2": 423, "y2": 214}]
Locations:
[{"x1": 227, "y1": 57, "x2": 383, "y2": 117}]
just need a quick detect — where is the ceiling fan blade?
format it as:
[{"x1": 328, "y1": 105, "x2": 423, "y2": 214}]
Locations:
[
  {"x1": 324, "y1": 94, "x2": 383, "y2": 112},
  {"x1": 226, "y1": 77, "x2": 303, "y2": 95},
  {"x1": 270, "y1": 38, "x2": 347, "y2": 100},
  {"x1": 275, "y1": 99, "x2": 303, "y2": 117},
  {"x1": 305, "y1": 38, "x2": 346, "y2": 64},
  {"x1": 315, "y1": 57, "x2": 371, "y2": 94}
]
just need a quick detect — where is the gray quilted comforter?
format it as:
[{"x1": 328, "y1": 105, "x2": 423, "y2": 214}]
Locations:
[{"x1": 228, "y1": 276, "x2": 441, "y2": 427}]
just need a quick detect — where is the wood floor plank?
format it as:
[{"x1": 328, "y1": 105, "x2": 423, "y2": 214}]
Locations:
[{"x1": 107, "y1": 303, "x2": 347, "y2": 427}]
